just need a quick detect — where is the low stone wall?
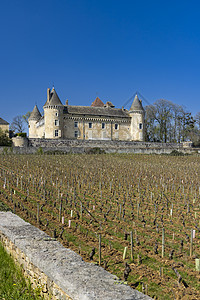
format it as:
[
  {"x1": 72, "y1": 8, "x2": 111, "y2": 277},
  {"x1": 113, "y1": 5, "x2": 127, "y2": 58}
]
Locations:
[
  {"x1": 28, "y1": 139, "x2": 196, "y2": 155},
  {"x1": 0, "y1": 212, "x2": 151, "y2": 300},
  {"x1": 0, "y1": 139, "x2": 198, "y2": 155},
  {"x1": 29, "y1": 138, "x2": 183, "y2": 150}
]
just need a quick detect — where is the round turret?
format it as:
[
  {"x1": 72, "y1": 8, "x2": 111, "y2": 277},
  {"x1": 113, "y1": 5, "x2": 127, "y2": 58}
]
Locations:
[
  {"x1": 29, "y1": 105, "x2": 42, "y2": 138},
  {"x1": 43, "y1": 88, "x2": 64, "y2": 139},
  {"x1": 129, "y1": 95, "x2": 145, "y2": 141}
]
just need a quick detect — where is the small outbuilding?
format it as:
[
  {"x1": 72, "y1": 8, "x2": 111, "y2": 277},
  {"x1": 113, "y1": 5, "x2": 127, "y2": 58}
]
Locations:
[{"x1": 0, "y1": 117, "x2": 9, "y2": 133}]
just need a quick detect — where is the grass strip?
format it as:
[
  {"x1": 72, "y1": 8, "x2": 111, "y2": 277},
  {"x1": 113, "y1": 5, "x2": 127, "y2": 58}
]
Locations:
[{"x1": 0, "y1": 242, "x2": 43, "y2": 300}]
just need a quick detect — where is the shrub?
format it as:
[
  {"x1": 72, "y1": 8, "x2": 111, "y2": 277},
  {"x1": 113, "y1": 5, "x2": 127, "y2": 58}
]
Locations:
[
  {"x1": 44, "y1": 150, "x2": 65, "y2": 155},
  {"x1": 0, "y1": 129, "x2": 12, "y2": 146},
  {"x1": 16, "y1": 132, "x2": 27, "y2": 137},
  {"x1": 192, "y1": 140, "x2": 200, "y2": 148},
  {"x1": 170, "y1": 150, "x2": 185, "y2": 156},
  {"x1": 37, "y1": 147, "x2": 43, "y2": 155},
  {"x1": 85, "y1": 147, "x2": 106, "y2": 154}
]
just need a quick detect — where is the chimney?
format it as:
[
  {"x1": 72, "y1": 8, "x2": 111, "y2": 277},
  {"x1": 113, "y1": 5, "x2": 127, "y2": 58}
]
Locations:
[
  {"x1": 65, "y1": 99, "x2": 68, "y2": 105},
  {"x1": 47, "y1": 88, "x2": 51, "y2": 102}
]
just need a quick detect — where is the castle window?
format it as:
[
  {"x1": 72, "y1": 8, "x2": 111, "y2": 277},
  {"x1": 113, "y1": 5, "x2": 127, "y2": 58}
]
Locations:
[
  {"x1": 74, "y1": 121, "x2": 78, "y2": 128},
  {"x1": 89, "y1": 122, "x2": 92, "y2": 129},
  {"x1": 102, "y1": 122, "x2": 105, "y2": 129},
  {"x1": 115, "y1": 123, "x2": 118, "y2": 130},
  {"x1": 74, "y1": 131, "x2": 78, "y2": 138},
  {"x1": 55, "y1": 112, "x2": 58, "y2": 117},
  {"x1": 55, "y1": 120, "x2": 59, "y2": 126},
  {"x1": 55, "y1": 129, "x2": 58, "y2": 137},
  {"x1": 139, "y1": 123, "x2": 143, "y2": 129}
]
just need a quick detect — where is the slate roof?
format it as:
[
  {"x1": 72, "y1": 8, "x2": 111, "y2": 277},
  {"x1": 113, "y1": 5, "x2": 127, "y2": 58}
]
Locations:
[
  {"x1": 129, "y1": 94, "x2": 144, "y2": 111},
  {"x1": 0, "y1": 117, "x2": 9, "y2": 125},
  {"x1": 64, "y1": 106, "x2": 130, "y2": 118},
  {"x1": 91, "y1": 97, "x2": 104, "y2": 107},
  {"x1": 44, "y1": 88, "x2": 63, "y2": 106},
  {"x1": 29, "y1": 105, "x2": 42, "y2": 121}
]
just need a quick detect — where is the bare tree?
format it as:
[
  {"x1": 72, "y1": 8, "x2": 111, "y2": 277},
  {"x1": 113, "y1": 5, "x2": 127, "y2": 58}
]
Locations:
[
  {"x1": 145, "y1": 99, "x2": 174, "y2": 142},
  {"x1": 145, "y1": 105, "x2": 157, "y2": 141},
  {"x1": 145, "y1": 99, "x2": 195, "y2": 143},
  {"x1": 195, "y1": 112, "x2": 200, "y2": 130},
  {"x1": 22, "y1": 112, "x2": 31, "y2": 125},
  {"x1": 10, "y1": 115, "x2": 25, "y2": 133}
]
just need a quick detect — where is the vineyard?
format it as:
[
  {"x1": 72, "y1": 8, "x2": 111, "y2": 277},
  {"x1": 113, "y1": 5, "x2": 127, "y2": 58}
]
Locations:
[{"x1": 0, "y1": 153, "x2": 200, "y2": 299}]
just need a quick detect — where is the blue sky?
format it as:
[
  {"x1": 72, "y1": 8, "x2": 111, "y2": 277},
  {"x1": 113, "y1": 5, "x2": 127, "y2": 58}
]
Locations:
[{"x1": 1, "y1": 0, "x2": 200, "y2": 125}]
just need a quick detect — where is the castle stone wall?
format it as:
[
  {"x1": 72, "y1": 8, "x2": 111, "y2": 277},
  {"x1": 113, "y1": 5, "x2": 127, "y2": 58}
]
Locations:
[{"x1": 63, "y1": 118, "x2": 131, "y2": 141}]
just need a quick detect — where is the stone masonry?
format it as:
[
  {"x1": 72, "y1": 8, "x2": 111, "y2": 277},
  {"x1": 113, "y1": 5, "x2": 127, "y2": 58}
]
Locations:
[{"x1": 0, "y1": 212, "x2": 151, "y2": 300}]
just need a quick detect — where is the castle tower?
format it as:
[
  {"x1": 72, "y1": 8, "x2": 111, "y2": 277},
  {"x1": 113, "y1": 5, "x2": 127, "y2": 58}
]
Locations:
[
  {"x1": 29, "y1": 105, "x2": 42, "y2": 138},
  {"x1": 43, "y1": 88, "x2": 63, "y2": 139},
  {"x1": 129, "y1": 94, "x2": 145, "y2": 141}
]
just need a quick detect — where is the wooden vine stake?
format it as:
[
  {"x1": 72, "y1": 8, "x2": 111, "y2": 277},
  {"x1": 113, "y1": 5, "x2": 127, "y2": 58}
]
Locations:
[
  {"x1": 195, "y1": 259, "x2": 200, "y2": 272},
  {"x1": 99, "y1": 234, "x2": 101, "y2": 266},
  {"x1": 59, "y1": 202, "x2": 62, "y2": 222},
  {"x1": 145, "y1": 284, "x2": 148, "y2": 295},
  {"x1": 190, "y1": 229, "x2": 193, "y2": 257},
  {"x1": 162, "y1": 228, "x2": 165, "y2": 258},
  {"x1": 123, "y1": 247, "x2": 128, "y2": 260},
  {"x1": 119, "y1": 204, "x2": 122, "y2": 220},
  {"x1": 80, "y1": 202, "x2": 83, "y2": 221},
  {"x1": 170, "y1": 203, "x2": 173, "y2": 218},
  {"x1": 37, "y1": 204, "x2": 40, "y2": 224},
  {"x1": 130, "y1": 231, "x2": 134, "y2": 261},
  {"x1": 137, "y1": 202, "x2": 139, "y2": 220}
]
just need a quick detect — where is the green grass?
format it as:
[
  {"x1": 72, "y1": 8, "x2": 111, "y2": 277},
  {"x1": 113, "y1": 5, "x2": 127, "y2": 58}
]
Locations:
[
  {"x1": 0, "y1": 199, "x2": 11, "y2": 212},
  {"x1": 0, "y1": 242, "x2": 43, "y2": 300}
]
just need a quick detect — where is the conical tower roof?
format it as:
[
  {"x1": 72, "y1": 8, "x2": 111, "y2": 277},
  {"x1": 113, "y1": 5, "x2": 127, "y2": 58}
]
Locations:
[
  {"x1": 129, "y1": 94, "x2": 144, "y2": 112},
  {"x1": 49, "y1": 88, "x2": 63, "y2": 106},
  {"x1": 44, "y1": 88, "x2": 63, "y2": 106},
  {"x1": 91, "y1": 97, "x2": 104, "y2": 107},
  {"x1": 29, "y1": 105, "x2": 42, "y2": 121}
]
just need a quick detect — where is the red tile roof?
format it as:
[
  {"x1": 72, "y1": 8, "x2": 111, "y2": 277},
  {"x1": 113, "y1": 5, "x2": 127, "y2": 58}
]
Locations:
[{"x1": 91, "y1": 97, "x2": 104, "y2": 107}]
